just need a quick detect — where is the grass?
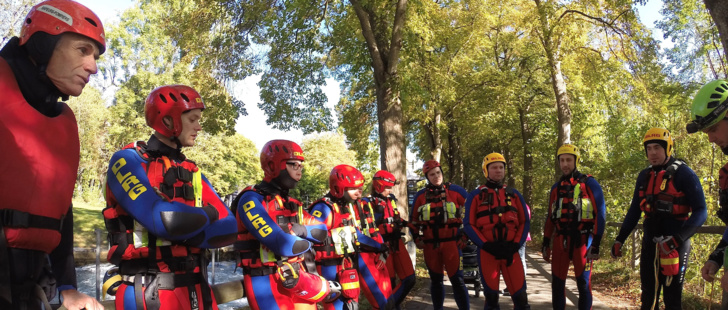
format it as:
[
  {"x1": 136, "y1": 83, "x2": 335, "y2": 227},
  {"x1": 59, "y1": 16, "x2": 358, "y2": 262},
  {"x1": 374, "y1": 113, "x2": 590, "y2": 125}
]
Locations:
[{"x1": 72, "y1": 199, "x2": 107, "y2": 249}]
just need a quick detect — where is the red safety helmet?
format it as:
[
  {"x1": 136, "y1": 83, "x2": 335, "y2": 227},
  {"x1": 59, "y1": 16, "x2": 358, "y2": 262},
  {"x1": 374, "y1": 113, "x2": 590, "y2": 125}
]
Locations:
[
  {"x1": 422, "y1": 160, "x2": 441, "y2": 176},
  {"x1": 20, "y1": 0, "x2": 106, "y2": 54},
  {"x1": 145, "y1": 85, "x2": 205, "y2": 138},
  {"x1": 260, "y1": 140, "x2": 305, "y2": 182},
  {"x1": 372, "y1": 170, "x2": 397, "y2": 194},
  {"x1": 329, "y1": 165, "x2": 365, "y2": 198}
]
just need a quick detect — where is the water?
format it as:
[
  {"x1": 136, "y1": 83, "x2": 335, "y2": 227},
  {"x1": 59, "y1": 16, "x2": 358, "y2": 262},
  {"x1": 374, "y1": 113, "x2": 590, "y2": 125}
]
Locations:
[{"x1": 54, "y1": 261, "x2": 248, "y2": 309}]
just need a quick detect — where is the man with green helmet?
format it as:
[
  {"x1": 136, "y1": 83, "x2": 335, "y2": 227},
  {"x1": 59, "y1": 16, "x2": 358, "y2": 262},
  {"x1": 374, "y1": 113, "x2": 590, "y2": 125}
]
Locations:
[{"x1": 687, "y1": 79, "x2": 728, "y2": 293}]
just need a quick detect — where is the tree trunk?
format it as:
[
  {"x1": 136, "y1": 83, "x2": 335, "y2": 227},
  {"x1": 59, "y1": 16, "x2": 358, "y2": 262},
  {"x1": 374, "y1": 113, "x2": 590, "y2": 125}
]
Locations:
[
  {"x1": 505, "y1": 146, "x2": 516, "y2": 187},
  {"x1": 447, "y1": 123, "x2": 464, "y2": 185},
  {"x1": 705, "y1": 0, "x2": 728, "y2": 63},
  {"x1": 535, "y1": 0, "x2": 571, "y2": 178},
  {"x1": 519, "y1": 106, "x2": 534, "y2": 203},
  {"x1": 425, "y1": 108, "x2": 442, "y2": 162},
  {"x1": 350, "y1": 0, "x2": 409, "y2": 217}
]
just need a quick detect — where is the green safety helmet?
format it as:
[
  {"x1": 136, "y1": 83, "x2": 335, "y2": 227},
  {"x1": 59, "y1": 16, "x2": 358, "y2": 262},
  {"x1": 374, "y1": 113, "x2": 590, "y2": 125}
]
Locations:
[{"x1": 686, "y1": 80, "x2": 728, "y2": 134}]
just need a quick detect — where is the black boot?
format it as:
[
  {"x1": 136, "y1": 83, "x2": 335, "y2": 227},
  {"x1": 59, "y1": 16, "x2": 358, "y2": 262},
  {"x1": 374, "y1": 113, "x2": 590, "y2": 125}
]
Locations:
[
  {"x1": 485, "y1": 291, "x2": 500, "y2": 310},
  {"x1": 511, "y1": 291, "x2": 531, "y2": 310}
]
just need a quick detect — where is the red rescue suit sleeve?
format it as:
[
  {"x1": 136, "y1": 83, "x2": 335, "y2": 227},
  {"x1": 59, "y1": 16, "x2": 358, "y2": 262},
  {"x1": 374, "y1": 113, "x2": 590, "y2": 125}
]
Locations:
[
  {"x1": 107, "y1": 150, "x2": 226, "y2": 242},
  {"x1": 195, "y1": 175, "x2": 238, "y2": 248},
  {"x1": 236, "y1": 191, "x2": 312, "y2": 256},
  {"x1": 543, "y1": 183, "x2": 558, "y2": 241},
  {"x1": 463, "y1": 188, "x2": 487, "y2": 248}
]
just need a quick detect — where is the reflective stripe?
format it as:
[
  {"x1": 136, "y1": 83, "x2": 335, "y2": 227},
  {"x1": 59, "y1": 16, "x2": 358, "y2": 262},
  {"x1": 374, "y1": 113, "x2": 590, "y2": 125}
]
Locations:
[
  {"x1": 193, "y1": 170, "x2": 202, "y2": 207},
  {"x1": 260, "y1": 243, "x2": 285, "y2": 264},
  {"x1": 418, "y1": 202, "x2": 458, "y2": 221},
  {"x1": 660, "y1": 257, "x2": 679, "y2": 265},
  {"x1": 575, "y1": 184, "x2": 593, "y2": 220},
  {"x1": 310, "y1": 277, "x2": 329, "y2": 300},
  {"x1": 341, "y1": 281, "x2": 359, "y2": 290}
]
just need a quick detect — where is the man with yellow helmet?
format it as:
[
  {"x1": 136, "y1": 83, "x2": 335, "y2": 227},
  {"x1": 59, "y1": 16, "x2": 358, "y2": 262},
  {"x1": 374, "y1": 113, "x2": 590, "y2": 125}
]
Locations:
[
  {"x1": 463, "y1": 153, "x2": 531, "y2": 309},
  {"x1": 543, "y1": 144, "x2": 606, "y2": 310},
  {"x1": 686, "y1": 80, "x2": 728, "y2": 293},
  {"x1": 612, "y1": 128, "x2": 706, "y2": 309}
]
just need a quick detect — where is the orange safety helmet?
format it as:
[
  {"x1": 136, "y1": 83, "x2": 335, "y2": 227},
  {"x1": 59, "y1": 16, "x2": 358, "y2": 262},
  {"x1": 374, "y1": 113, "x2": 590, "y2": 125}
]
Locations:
[
  {"x1": 329, "y1": 165, "x2": 364, "y2": 198},
  {"x1": 144, "y1": 85, "x2": 205, "y2": 138},
  {"x1": 260, "y1": 140, "x2": 305, "y2": 182},
  {"x1": 20, "y1": 0, "x2": 106, "y2": 54},
  {"x1": 372, "y1": 170, "x2": 397, "y2": 194}
]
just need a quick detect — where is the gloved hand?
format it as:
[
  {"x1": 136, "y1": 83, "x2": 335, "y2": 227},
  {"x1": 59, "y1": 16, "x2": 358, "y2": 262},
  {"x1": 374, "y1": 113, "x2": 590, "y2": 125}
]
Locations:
[
  {"x1": 541, "y1": 237, "x2": 551, "y2": 263},
  {"x1": 541, "y1": 245, "x2": 551, "y2": 263},
  {"x1": 654, "y1": 236, "x2": 680, "y2": 256},
  {"x1": 585, "y1": 245, "x2": 599, "y2": 261},
  {"x1": 482, "y1": 242, "x2": 498, "y2": 256},
  {"x1": 287, "y1": 223, "x2": 308, "y2": 238},
  {"x1": 415, "y1": 237, "x2": 424, "y2": 249},
  {"x1": 377, "y1": 243, "x2": 390, "y2": 254},
  {"x1": 611, "y1": 241, "x2": 622, "y2": 259},
  {"x1": 505, "y1": 242, "x2": 521, "y2": 256},
  {"x1": 702, "y1": 260, "x2": 720, "y2": 282}
]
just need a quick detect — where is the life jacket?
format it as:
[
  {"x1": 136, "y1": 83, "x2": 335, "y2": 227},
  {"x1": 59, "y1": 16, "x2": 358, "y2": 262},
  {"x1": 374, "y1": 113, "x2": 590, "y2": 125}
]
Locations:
[
  {"x1": 638, "y1": 160, "x2": 691, "y2": 221},
  {"x1": 234, "y1": 185, "x2": 306, "y2": 270},
  {"x1": 416, "y1": 183, "x2": 462, "y2": 242},
  {"x1": 473, "y1": 185, "x2": 521, "y2": 243},
  {"x1": 103, "y1": 141, "x2": 206, "y2": 273},
  {"x1": 354, "y1": 200, "x2": 382, "y2": 245},
  {"x1": 0, "y1": 58, "x2": 79, "y2": 253},
  {"x1": 369, "y1": 195, "x2": 406, "y2": 242},
  {"x1": 311, "y1": 197, "x2": 360, "y2": 261},
  {"x1": 550, "y1": 174, "x2": 596, "y2": 234}
]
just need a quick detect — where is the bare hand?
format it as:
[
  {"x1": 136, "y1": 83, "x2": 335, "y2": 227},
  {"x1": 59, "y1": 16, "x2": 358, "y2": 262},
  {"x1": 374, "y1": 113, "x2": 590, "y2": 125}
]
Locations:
[
  {"x1": 61, "y1": 289, "x2": 104, "y2": 310},
  {"x1": 702, "y1": 260, "x2": 720, "y2": 282}
]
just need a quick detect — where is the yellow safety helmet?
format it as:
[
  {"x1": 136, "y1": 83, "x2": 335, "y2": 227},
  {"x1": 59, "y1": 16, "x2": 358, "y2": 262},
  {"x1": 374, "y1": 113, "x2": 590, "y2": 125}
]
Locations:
[
  {"x1": 643, "y1": 127, "x2": 674, "y2": 158},
  {"x1": 482, "y1": 153, "x2": 506, "y2": 179},
  {"x1": 557, "y1": 144, "x2": 580, "y2": 165}
]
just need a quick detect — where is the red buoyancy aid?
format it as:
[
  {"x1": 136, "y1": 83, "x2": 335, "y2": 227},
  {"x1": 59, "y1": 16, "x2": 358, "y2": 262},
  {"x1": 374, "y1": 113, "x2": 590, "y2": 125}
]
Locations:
[
  {"x1": 370, "y1": 196, "x2": 405, "y2": 240},
  {"x1": 235, "y1": 185, "x2": 310, "y2": 269},
  {"x1": 0, "y1": 58, "x2": 79, "y2": 253},
  {"x1": 473, "y1": 185, "x2": 523, "y2": 243},
  {"x1": 354, "y1": 200, "x2": 382, "y2": 244},
  {"x1": 311, "y1": 197, "x2": 360, "y2": 261},
  {"x1": 549, "y1": 174, "x2": 596, "y2": 233},
  {"x1": 638, "y1": 161, "x2": 691, "y2": 220},
  {"x1": 103, "y1": 142, "x2": 203, "y2": 271},
  {"x1": 414, "y1": 184, "x2": 463, "y2": 242}
]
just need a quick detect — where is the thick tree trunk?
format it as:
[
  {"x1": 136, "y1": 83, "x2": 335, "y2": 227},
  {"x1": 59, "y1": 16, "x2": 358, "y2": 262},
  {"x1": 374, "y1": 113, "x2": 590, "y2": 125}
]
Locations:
[
  {"x1": 430, "y1": 108, "x2": 442, "y2": 161},
  {"x1": 705, "y1": 0, "x2": 728, "y2": 63},
  {"x1": 351, "y1": 0, "x2": 409, "y2": 217},
  {"x1": 447, "y1": 123, "x2": 464, "y2": 185},
  {"x1": 534, "y1": 0, "x2": 572, "y2": 179},
  {"x1": 519, "y1": 107, "x2": 534, "y2": 203}
]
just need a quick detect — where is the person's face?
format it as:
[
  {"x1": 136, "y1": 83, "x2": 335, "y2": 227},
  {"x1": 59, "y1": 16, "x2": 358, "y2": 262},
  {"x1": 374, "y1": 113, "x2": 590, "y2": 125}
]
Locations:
[
  {"x1": 559, "y1": 154, "x2": 576, "y2": 176},
  {"x1": 381, "y1": 186, "x2": 393, "y2": 197},
  {"x1": 645, "y1": 143, "x2": 667, "y2": 166},
  {"x1": 705, "y1": 120, "x2": 728, "y2": 149},
  {"x1": 487, "y1": 162, "x2": 505, "y2": 182},
  {"x1": 178, "y1": 109, "x2": 203, "y2": 147},
  {"x1": 426, "y1": 168, "x2": 443, "y2": 186},
  {"x1": 344, "y1": 187, "x2": 363, "y2": 202},
  {"x1": 285, "y1": 159, "x2": 303, "y2": 181},
  {"x1": 45, "y1": 33, "x2": 100, "y2": 97}
]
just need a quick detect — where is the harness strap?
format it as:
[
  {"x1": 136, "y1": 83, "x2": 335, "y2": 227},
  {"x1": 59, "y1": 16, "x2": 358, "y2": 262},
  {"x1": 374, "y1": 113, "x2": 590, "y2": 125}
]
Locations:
[
  {"x1": 476, "y1": 205, "x2": 518, "y2": 218},
  {"x1": 423, "y1": 236, "x2": 460, "y2": 243},
  {"x1": 319, "y1": 257, "x2": 345, "y2": 266},
  {"x1": 0, "y1": 209, "x2": 63, "y2": 231}
]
